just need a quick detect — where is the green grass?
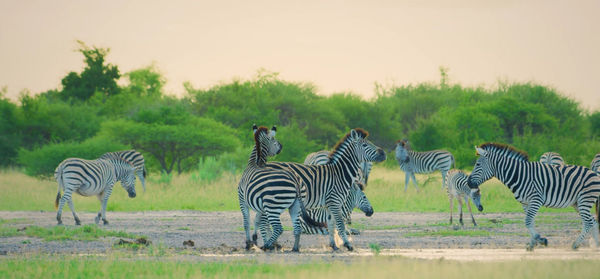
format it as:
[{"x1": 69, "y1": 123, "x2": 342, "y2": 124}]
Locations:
[
  {"x1": 0, "y1": 168, "x2": 579, "y2": 213},
  {"x1": 0, "y1": 222, "x2": 140, "y2": 241},
  {"x1": 0, "y1": 255, "x2": 598, "y2": 279}
]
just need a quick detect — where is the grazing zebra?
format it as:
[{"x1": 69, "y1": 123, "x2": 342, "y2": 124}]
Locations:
[
  {"x1": 100, "y1": 150, "x2": 147, "y2": 191},
  {"x1": 264, "y1": 129, "x2": 386, "y2": 251},
  {"x1": 299, "y1": 150, "x2": 373, "y2": 235},
  {"x1": 445, "y1": 169, "x2": 483, "y2": 227},
  {"x1": 395, "y1": 139, "x2": 454, "y2": 192},
  {"x1": 54, "y1": 156, "x2": 137, "y2": 225},
  {"x1": 539, "y1": 152, "x2": 565, "y2": 167},
  {"x1": 591, "y1": 154, "x2": 600, "y2": 174},
  {"x1": 467, "y1": 143, "x2": 600, "y2": 251},
  {"x1": 238, "y1": 125, "x2": 321, "y2": 252}
]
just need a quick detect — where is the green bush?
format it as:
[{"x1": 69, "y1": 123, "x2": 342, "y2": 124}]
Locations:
[{"x1": 17, "y1": 136, "x2": 129, "y2": 177}]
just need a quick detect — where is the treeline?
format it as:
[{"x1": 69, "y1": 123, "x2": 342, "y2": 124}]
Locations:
[{"x1": 1, "y1": 43, "x2": 599, "y2": 177}]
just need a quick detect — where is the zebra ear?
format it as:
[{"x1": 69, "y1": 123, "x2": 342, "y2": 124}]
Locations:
[
  {"x1": 270, "y1": 126, "x2": 276, "y2": 137},
  {"x1": 350, "y1": 129, "x2": 358, "y2": 139},
  {"x1": 253, "y1": 124, "x2": 258, "y2": 134},
  {"x1": 475, "y1": 147, "x2": 487, "y2": 156}
]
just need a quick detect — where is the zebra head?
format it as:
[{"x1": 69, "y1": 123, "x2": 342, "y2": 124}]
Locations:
[
  {"x1": 352, "y1": 182, "x2": 374, "y2": 217},
  {"x1": 394, "y1": 139, "x2": 410, "y2": 162},
  {"x1": 347, "y1": 128, "x2": 386, "y2": 163},
  {"x1": 470, "y1": 187, "x2": 484, "y2": 212},
  {"x1": 253, "y1": 124, "x2": 282, "y2": 164},
  {"x1": 119, "y1": 163, "x2": 137, "y2": 198},
  {"x1": 467, "y1": 146, "x2": 494, "y2": 189}
]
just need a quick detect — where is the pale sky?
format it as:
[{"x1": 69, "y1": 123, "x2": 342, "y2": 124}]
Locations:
[{"x1": 1, "y1": 0, "x2": 599, "y2": 110}]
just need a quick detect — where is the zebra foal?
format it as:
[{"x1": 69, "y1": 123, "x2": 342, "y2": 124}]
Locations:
[
  {"x1": 395, "y1": 139, "x2": 454, "y2": 192},
  {"x1": 445, "y1": 169, "x2": 483, "y2": 227},
  {"x1": 54, "y1": 156, "x2": 137, "y2": 225},
  {"x1": 468, "y1": 143, "x2": 600, "y2": 251}
]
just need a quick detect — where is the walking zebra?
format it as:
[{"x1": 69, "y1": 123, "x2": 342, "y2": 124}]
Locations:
[
  {"x1": 54, "y1": 156, "x2": 137, "y2": 225},
  {"x1": 467, "y1": 143, "x2": 600, "y2": 250},
  {"x1": 299, "y1": 150, "x2": 373, "y2": 235},
  {"x1": 591, "y1": 153, "x2": 600, "y2": 174},
  {"x1": 238, "y1": 125, "x2": 321, "y2": 252},
  {"x1": 445, "y1": 169, "x2": 483, "y2": 227},
  {"x1": 395, "y1": 139, "x2": 454, "y2": 192},
  {"x1": 539, "y1": 152, "x2": 565, "y2": 167},
  {"x1": 264, "y1": 129, "x2": 386, "y2": 251},
  {"x1": 100, "y1": 150, "x2": 147, "y2": 191}
]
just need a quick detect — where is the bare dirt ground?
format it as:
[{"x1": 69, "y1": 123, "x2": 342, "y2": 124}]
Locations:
[{"x1": 1, "y1": 210, "x2": 600, "y2": 262}]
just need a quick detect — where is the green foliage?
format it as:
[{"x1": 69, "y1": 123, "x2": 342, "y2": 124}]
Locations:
[
  {"x1": 17, "y1": 136, "x2": 129, "y2": 177},
  {"x1": 60, "y1": 41, "x2": 120, "y2": 102},
  {"x1": 0, "y1": 88, "x2": 21, "y2": 165},
  {"x1": 0, "y1": 222, "x2": 139, "y2": 241}
]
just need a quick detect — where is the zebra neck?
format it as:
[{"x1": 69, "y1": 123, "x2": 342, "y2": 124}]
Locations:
[
  {"x1": 330, "y1": 155, "x2": 360, "y2": 183},
  {"x1": 111, "y1": 160, "x2": 128, "y2": 180},
  {"x1": 493, "y1": 156, "x2": 530, "y2": 193},
  {"x1": 248, "y1": 147, "x2": 267, "y2": 167}
]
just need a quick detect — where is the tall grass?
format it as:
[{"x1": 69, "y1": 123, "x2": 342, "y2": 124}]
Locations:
[
  {"x1": 0, "y1": 167, "x2": 570, "y2": 213},
  {"x1": 0, "y1": 255, "x2": 598, "y2": 279}
]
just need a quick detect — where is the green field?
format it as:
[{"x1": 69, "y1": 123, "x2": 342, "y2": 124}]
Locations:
[
  {"x1": 0, "y1": 255, "x2": 597, "y2": 279},
  {"x1": 0, "y1": 167, "x2": 572, "y2": 214}
]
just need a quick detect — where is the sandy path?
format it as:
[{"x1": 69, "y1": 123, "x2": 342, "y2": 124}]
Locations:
[{"x1": 1, "y1": 211, "x2": 599, "y2": 262}]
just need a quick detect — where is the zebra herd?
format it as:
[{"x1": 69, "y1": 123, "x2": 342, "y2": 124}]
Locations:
[{"x1": 52, "y1": 126, "x2": 600, "y2": 252}]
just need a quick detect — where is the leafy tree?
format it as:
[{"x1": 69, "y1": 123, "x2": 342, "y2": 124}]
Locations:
[
  {"x1": 124, "y1": 64, "x2": 165, "y2": 98},
  {"x1": 101, "y1": 105, "x2": 240, "y2": 174},
  {"x1": 60, "y1": 41, "x2": 120, "y2": 102},
  {"x1": 0, "y1": 87, "x2": 21, "y2": 165}
]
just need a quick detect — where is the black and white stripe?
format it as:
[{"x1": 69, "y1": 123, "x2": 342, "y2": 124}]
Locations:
[
  {"x1": 445, "y1": 169, "x2": 483, "y2": 227},
  {"x1": 100, "y1": 150, "x2": 147, "y2": 191},
  {"x1": 238, "y1": 125, "x2": 319, "y2": 252},
  {"x1": 468, "y1": 143, "x2": 600, "y2": 250},
  {"x1": 591, "y1": 153, "x2": 600, "y2": 174},
  {"x1": 264, "y1": 129, "x2": 386, "y2": 251},
  {"x1": 54, "y1": 156, "x2": 137, "y2": 225},
  {"x1": 395, "y1": 139, "x2": 454, "y2": 191},
  {"x1": 300, "y1": 150, "x2": 373, "y2": 235},
  {"x1": 539, "y1": 152, "x2": 565, "y2": 167}
]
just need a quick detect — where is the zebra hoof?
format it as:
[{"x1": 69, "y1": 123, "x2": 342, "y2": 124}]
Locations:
[
  {"x1": 526, "y1": 243, "x2": 535, "y2": 252},
  {"x1": 94, "y1": 216, "x2": 100, "y2": 225},
  {"x1": 252, "y1": 233, "x2": 258, "y2": 244},
  {"x1": 344, "y1": 242, "x2": 354, "y2": 251},
  {"x1": 102, "y1": 219, "x2": 109, "y2": 225},
  {"x1": 75, "y1": 220, "x2": 81, "y2": 226},
  {"x1": 349, "y1": 228, "x2": 360, "y2": 235},
  {"x1": 572, "y1": 242, "x2": 580, "y2": 250},
  {"x1": 245, "y1": 240, "x2": 254, "y2": 250},
  {"x1": 331, "y1": 244, "x2": 339, "y2": 251},
  {"x1": 56, "y1": 221, "x2": 63, "y2": 226},
  {"x1": 261, "y1": 245, "x2": 275, "y2": 251}
]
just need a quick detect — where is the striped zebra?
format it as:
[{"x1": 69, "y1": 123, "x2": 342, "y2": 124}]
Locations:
[
  {"x1": 100, "y1": 150, "x2": 147, "y2": 191},
  {"x1": 539, "y1": 152, "x2": 565, "y2": 167},
  {"x1": 298, "y1": 150, "x2": 373, "y2": 235},
  {"x1": 591, "y1": 153, "x2": 600, "y2": 174},
  {"x1": 395, "y1": 139, "x2": 454, "y2": 192},
  {"x1": 238, "y1": 125, "x2": 321, "y2": 251},
  {"x1": 54, "y1": 156, "x2": 137, "y2": 225},
  {"x1": 468, "y1": 143, "x2": 600, "y2": 251},
  {"x1": 445, "y1": 169, "x2": 483, "y2": 227},
  {"x1": 264, "y1": 129, "x2": 386, "y2": 251}
]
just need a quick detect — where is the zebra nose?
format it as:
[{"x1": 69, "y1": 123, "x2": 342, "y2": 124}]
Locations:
[
  {"x1": 478, "y1": 205, "x2": 484, "y2": 212},
  {"x1": 128, "y1": 191, "x2": 136, "y2": 198},
  {"x1": 366, "y1": 209, "x2": 374, "y2": 217}
]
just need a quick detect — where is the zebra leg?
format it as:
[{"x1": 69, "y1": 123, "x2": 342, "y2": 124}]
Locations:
[
  {"x1": 458, "y1": 197, "x2": 464, "y2": 226},
  {"x1": 325, "y1": 209, "x2": 339, "y2": 251},
  {"x1": 289, "y1": 200, "x2": 302, "y2": 252},
  {"x1": 572, "y1": 199, "x2": 597, "y2": 250},
  {"x1": 240, "y1": 203, "x2": 253, "y2": 250},
  {"x1": 252, "y1": 212, "x2": 263, "y2": 245},
  {"x1": 56, "y1": 188, "x2": 75, "y2": 225},
  {"x1": 97, "y1": 189, "x2": 112, "y2": 225},
  {"x1": 449, "y1": 197, "x2": 454, "y2": 225},
  {"x1": 67, "y1": 199, "x2": 81, "y2": 226},
  {"x1": 466, "y1": 196, "x2": 477, "y2": 227},
  {"x1": 411, "y1": 173, "x2": 419, "y2": 192},
  {"x1": 262, "y1": 212, "x2": 283, "y2": 251},
  {"x1": 404, "y1": 172, "x2": 410, "y2": 192},
  {"x1": 441, "y1": 170, "x2": 447, "y2": 189},
  {"x1": 258, "y1": 213, "x2": 279, "y2": 248},
  {"x1": 523, "y1": 200, "x2": 544, "y2": 251},
  {"x1": 330, "y1": 204, "x2": 353, "y2": 251}
]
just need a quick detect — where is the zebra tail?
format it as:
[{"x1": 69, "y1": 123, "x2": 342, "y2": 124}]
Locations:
[{"x1": 300, "y1": 200, "x2": 326, "y2": 228}]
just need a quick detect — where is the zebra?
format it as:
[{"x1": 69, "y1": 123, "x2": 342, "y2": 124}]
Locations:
[
  {"x1": 238, "y1": 125, "x2": 322, "y2": 252},
  {"x1": 54, "y1": 156, "x2": 137, "y2": 225},
  {"x1": 445, "y1": 169, "x2": 483, "y2": 227},
  {"x1": 591, "y1": 153, "x2": 600, "y2": 174},
  {"x1": 263, "y1": 128, "x2": 386, "y2": 251},
  {"x1": 467, "y1": 142, "x2": 600, "y2": 251},
  {"x1": 539, "y1": 152, "x2": 565, "y2": 167},
  {"x1": 395, "y1": 139, "x2": 454, "y2": 192},
  {"x1": 100, "y1": 150, "x2": 147, "y2": 191},
  {"x1": 299, "y1": 150, "x2": 373, "y2": 235}
]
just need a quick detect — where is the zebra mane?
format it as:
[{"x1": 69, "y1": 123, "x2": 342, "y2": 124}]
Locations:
[
  {"x1": 329, "y1": 128, "x2": 369, "y2": 163},
  {"x1": 479, "y1": 142, "x2": 529, "y2": 161},
  {"x1": 254, "y1": 126, "x2": 269, "y2": 165}
]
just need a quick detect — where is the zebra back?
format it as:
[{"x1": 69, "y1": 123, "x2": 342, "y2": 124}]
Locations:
[
  {"x1": 395, "y1": 140, "x2": 454, "y2": 174},
  {"x1": 539, "y1": 152, "x2": 565, "y2": 167},
  {"x1": 446, "y1": 169, "x2": 470, "y2": 198}
]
